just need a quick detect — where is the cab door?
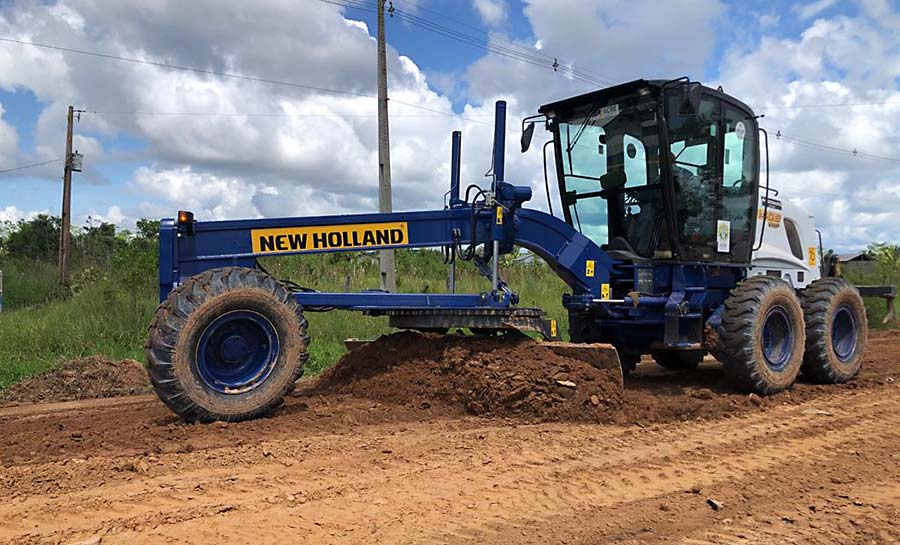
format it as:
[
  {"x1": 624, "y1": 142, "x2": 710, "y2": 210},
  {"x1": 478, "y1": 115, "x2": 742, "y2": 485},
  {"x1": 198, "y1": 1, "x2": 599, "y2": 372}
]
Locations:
[{"x1": 665, "y1": 92, "x2": 758, "y2": 263}]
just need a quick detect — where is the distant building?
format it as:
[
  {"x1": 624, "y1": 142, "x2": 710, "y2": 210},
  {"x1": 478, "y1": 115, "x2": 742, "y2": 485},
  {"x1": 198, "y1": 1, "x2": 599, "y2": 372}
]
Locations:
[{"x1": 837, "y1": 251, "x2": 876, "y2": 275}]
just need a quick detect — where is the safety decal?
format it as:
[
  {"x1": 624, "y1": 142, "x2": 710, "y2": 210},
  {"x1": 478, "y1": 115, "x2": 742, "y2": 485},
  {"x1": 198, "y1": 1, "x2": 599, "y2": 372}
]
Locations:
[
  {"x1": 601, "y1": 283, "x2": 611, "y2": 299},
  {"x1": 496, "y1": 206, "x2": 504, "y2": 225},
  {"x1": 717, "y1": 220, "x2": 731, "y2": 252},
  {"x1": 585, "y1": 260, "x2": 595, "y2": 277},
  {"x1": 808, "y1": 247, "x2": 817, "y2": 267},
  {"x1": 252, "y1": 222, "x2": 409, "y2": 254},
  {"x1": 734, "y1": 121, "x2": 746, "y2": 140},
  {"x1": 550, "y1": 320, "x2": 558, "y2": 338}
]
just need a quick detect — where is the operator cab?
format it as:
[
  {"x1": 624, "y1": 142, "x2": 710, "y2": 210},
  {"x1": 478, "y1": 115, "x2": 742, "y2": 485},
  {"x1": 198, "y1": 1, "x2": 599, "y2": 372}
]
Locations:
[{"x1": 534, "y1": 79, "x2": 760, "y2": 264}]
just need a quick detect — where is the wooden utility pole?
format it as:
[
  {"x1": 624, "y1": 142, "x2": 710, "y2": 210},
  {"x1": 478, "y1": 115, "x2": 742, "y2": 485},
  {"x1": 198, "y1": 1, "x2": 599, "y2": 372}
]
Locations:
[
  {"x1": 58, "y1": 105, "x2": 74, "y2": 287},
  {"x1": 377, "y1": 0, "x2": 396, "y2": 292}
]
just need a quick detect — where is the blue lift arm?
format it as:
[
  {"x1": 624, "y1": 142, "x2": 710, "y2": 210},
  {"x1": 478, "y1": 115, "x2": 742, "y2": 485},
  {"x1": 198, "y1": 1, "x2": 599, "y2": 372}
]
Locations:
[{"x1": 159, "y1": 198, "x2": 612, "y2": 309}]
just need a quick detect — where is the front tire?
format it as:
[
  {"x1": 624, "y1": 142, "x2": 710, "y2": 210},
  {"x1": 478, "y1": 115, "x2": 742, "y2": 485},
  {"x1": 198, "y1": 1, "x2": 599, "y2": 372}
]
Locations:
[
  {"x1": 145, "y1": 267, "x2": 310, "y2": 422},
  {"x1": 717, "y1": 276, "x2": 806, "y2": 394},
  {"x1": 800, "y1": 278, "x2": 867, "y2": 383}
]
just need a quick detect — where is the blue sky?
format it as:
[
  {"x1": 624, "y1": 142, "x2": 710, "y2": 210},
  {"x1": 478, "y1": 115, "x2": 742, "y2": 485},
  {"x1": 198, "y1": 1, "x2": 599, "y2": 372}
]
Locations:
[{"x1": 0, "y1": 0, "x2": 898, "y2": 251}]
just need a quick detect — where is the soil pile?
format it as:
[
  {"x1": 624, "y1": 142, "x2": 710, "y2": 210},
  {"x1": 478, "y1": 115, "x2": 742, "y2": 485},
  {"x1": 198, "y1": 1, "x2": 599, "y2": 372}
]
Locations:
[
  {"x1": 0, "y1": 356, "x2": 151, "y2": 405},
  {"x1": 309, "y1": 331, "x2": 624, "y2": 422}
]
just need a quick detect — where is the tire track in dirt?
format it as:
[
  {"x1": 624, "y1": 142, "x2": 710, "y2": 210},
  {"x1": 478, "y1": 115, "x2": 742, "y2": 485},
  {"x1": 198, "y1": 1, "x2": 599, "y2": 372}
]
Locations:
[
  {"x1": 2, "y1": 388, "x2": 898, "y2": 545},
  {"x1": 2, "y1": 331, "x2": 898, "y2": 545}
]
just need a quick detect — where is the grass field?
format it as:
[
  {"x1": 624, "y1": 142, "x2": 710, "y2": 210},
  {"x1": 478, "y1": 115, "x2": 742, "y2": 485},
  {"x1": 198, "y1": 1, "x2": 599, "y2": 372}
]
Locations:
[{"x1": 0, "y1": 249, "x2": 896, "y2": 390}]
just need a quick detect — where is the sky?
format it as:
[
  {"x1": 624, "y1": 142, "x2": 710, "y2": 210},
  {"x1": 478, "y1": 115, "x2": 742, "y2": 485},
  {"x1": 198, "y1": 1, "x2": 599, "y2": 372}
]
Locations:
[{"x1": 0, "y1": 0, "x2": 898, "y2": 252}]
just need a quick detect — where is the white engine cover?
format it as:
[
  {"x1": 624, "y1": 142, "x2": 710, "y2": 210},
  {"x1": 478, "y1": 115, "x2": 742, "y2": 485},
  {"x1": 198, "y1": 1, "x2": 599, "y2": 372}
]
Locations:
[{"x1": 749, "y1": 196, "x2": 821, "y2": 289}]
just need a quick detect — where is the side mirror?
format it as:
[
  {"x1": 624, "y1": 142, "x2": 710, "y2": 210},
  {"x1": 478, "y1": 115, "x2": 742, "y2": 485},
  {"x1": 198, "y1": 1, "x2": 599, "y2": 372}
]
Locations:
[{"x1": 521, "y1": 122, "x2": 536, "y2": 153}]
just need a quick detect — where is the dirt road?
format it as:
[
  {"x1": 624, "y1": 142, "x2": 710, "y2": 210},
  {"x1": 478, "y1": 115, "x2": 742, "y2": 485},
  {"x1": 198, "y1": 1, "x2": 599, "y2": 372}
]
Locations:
[{"x1": 2, "y1": 332, "x2": 899, "y2": 545}]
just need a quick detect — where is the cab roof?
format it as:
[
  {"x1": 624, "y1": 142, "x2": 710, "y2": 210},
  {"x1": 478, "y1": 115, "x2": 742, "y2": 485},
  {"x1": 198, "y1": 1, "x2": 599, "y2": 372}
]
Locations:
[{"x1": 537, "y1": 78, "x2": 757, "y2": 119}]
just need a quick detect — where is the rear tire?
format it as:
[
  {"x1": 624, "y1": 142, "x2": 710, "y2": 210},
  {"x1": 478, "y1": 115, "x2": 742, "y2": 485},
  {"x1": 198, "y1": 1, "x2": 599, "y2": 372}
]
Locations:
[
  {"x1": 800, "y1": 278, "x2": 867, "y2": 383},
  {"x1": 653, "y1": 350, "x2": 704, "y2": 371},
  {"x1": 717, "y1": 276, "x2": 806, "y2": 394},
  {"x1": 145, "y1": 267, "x2": 310, "y2": 422}
]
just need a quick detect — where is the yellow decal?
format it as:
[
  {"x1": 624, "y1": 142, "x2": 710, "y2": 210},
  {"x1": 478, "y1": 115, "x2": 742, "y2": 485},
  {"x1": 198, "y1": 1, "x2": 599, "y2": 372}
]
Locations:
[
  {"x1": 601, "y1": 283, "x2": 611, "y2": 299},
  {"x1": 495, "y1": 206, "x2": 504, "y2": 225},
  {"x1": 550, "y1": 319, "x2": 558, "y2": 338},
  {"x1": 252, "y1": 221, "x2": 409, "y2": 254},
  {"x1": 585, "y1": 260, "x2": 595, "y2": 277},
  {"x1": 808, "y1": 246, "x2": 817, "y2": 266},
  {"x1": 757, "y1": 208, "x2": 782, "y2": 228}
]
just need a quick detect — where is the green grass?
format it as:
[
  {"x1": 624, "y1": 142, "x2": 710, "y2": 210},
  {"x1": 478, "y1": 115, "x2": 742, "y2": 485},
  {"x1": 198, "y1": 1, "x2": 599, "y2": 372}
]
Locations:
[
  {"x1": 0, "y1": 258, "x2": 60, "y2": 309},
  {"x1": 0, "y1": 250, "x2": 568, "y2": 388},
  {"x1": 0, "y1": 280, "x2": 156, "y2": 387}
]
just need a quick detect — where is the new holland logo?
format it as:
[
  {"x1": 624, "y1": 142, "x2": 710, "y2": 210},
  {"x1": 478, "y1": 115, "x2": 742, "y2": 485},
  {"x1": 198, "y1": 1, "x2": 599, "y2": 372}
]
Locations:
[{"x1": 252, "y1": 222, "x2": 409, "y2": 254}]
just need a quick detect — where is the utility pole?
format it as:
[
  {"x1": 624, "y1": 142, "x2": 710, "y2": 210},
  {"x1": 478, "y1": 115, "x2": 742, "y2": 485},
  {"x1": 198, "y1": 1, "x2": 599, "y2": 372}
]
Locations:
[
  {"x1": 58, "y1": 105, "x2": 83, "y2": 287},
  {"x1": 58, "y1": 105, "x2": 75, "y2": 287},
  {"x1": 377, "y1": 0, "x2": 396, "y2": 292}
]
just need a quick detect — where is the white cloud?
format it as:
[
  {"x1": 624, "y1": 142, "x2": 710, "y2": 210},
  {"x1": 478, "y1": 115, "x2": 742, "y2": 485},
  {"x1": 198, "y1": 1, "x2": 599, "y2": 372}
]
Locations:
[
  {"x1": 0, "y1": 205, "x2": 50, "y2": 224},
  {"x1": 0, "y1": 104, "x2": 19, "y2": 167},
  {"x1": 794, "y1": 0, "x2": 839, "y2": 21},
  {"x1": 718, "y1": 4, "x2": 900, "y2": 251},
  {"x1": 80, "y1": 205, "x2": 127, "y2": 228},
  {"x1": 0, "y1": 205, "x2": 25, "y2": 223},
  {"x1": 757, "y1": 13, "x2": 780, "y2": 29},
  {"x1": 473, "y1": 0, "x2": 508, "y2": 26}
]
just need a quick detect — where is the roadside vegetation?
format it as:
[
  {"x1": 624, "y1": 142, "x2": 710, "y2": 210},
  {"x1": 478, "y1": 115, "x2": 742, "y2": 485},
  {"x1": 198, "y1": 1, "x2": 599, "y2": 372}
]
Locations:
[
  {"x1": 0, "y1": 215, "x2": 567, "y2": 388},
  {"x1": 0, "y1": 215, "x2": 896, "y2": 389}
]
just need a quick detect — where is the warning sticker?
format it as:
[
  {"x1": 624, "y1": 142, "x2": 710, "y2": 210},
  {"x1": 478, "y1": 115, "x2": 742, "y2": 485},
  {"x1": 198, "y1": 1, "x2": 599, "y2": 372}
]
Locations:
[
  {"x1": 717, "y1": 220, "x2": 731, "y2": 252},
  {"x1": 808, "y1": 247, "x2": 817, "y2": 267},
  {"x1": 735, "y1": 121, "x2": 746, "y2": 140},
  {"x1": 589, "y1": 104, "x2": 619, "y2": 123},
  {"x1": 252, "y1": 221, "x2": 409, "y2": 254},
  {"x1": 601, "y1": 283, "x2": 611, "y2": 299}
]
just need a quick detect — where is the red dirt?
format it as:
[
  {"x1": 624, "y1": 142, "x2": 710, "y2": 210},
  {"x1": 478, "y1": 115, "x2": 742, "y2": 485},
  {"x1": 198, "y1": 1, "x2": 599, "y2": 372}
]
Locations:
[
  {"x1": 0, "y1": 330, "x2": 897, "y2": 544},
  {"x1": 0, "y1": 356, "x2": 150, "y2": 406},
  {"x1": 310, "y1": 331, "x2": 624, "y2": 421}
]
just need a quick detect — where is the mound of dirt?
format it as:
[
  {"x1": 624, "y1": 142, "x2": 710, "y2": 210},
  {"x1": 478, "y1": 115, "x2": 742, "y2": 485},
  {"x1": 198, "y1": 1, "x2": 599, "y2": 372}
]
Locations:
[
  {"x1": 0, "y1": 356, "x2": 151, "y2": 406},
  {"x1": 309, "y1": 331, "x2": 624, "y2": 422}
]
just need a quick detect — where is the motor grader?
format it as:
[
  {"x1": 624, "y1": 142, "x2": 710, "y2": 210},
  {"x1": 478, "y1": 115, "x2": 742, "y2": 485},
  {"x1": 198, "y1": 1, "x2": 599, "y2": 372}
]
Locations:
[{"x1": 146, "y1": 78, "x2": 868, "y2": 422}]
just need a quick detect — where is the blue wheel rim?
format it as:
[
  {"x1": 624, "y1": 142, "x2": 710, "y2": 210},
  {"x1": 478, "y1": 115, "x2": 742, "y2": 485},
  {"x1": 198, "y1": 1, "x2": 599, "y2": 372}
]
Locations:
[
  {"x1": 196, "y1": 310, "x2": 280, "y2": 394},
  {"x1": 762, "y1": 306, "x2": 794, "y2": 371},
  {"x1": 831, "y1": 303, "x2": 858, "y2": 362}
]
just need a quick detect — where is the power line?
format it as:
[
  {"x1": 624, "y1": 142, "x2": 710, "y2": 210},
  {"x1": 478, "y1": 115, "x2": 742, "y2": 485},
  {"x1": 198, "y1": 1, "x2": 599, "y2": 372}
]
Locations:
[
  {"x1": 313, "y1": 0, "x2": 612, "y2": 88},
  {"x1": 773, "y1": 131, "x2": 900, "y2": 164},
  {"x1": 387, "y1": 4, "x2": 610, "y2": 87},
  {"x1": 391, "y1": 0, "x2": 617, "y2": 86},
  {"x1": 765, "y1": 100, "x2": 900, "y2": 110},
  {"x1": 85, "y1": 110, "x2": 491, "y2": 118},
  {"x1": 0, "y1": 36, "x2": 498, "y2": 128},
  {"x1": 0, "y1": 158, "x2": 63, "y2": 175},
  {"x1": 0, "y1": 36, "x2": 376, "y2": 99}
]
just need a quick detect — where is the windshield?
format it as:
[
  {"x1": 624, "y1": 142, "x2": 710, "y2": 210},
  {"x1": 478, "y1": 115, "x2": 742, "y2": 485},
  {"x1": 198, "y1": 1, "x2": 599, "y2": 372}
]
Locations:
[{"x1": 557, "y1": 94, "x2": 666, "y2": 257}]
